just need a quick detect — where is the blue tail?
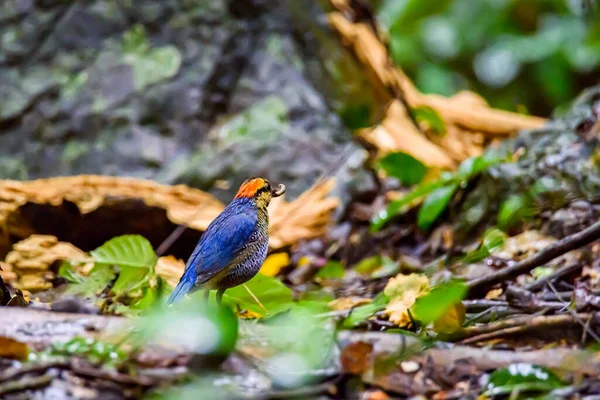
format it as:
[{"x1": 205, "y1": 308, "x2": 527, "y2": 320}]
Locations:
[{"x1": 166, "y1": 271, "x2": 195, "y2": 304}]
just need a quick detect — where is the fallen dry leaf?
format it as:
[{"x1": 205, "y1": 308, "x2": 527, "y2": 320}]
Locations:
[
  {"x1": 329, "y1": 297, "x2": 372, "y2": 311},
  {"x1": 383, "y1": 273, "x2": 430, "y2": 326},
  {"x1": 492, "y1": 230, "x2": 580, "y2": 264},
  {"x1": 259, "y1": 253, "x2": 290, "y2": 277},
  {"x1": 0, "y1": 336, "x2": 29, "y2": 360},
  {"x1": 340, "y1": 341, "x2": 373, "y2": 375}
]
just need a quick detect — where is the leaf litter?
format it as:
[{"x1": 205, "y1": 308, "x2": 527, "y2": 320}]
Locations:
[{"x1": 1, "y1": 2, "x2": 600, "y2": 399}]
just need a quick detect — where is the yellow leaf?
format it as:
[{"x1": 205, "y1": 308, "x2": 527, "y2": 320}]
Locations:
[
  {"x1": 433, "y1": 302, "x2": 465, "y2": 334},
  {"x1": 0, "y1": 336, "x2": 29, "y2": 360},
  {"x1": 383, "y1": 273, "x2": 429, "y2": 326},
  {"x1": 259, "y1": 253, "x2": 290, "y2": 277}
]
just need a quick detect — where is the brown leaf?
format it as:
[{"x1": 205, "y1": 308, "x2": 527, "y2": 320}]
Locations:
[
  {"x1": 329, "y1": 297, "x2": 372, "y2": 311},
  {"x1": 0, "y1": 336, "x2": 29, "y2": 360},
  {"x1": 340, "y1": 341, "x2": 373, "y2": 375}
]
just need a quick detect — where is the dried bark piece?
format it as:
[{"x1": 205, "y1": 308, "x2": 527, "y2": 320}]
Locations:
[{"x1": 0, "y1": 175, "x2": 338, "y2": 255}]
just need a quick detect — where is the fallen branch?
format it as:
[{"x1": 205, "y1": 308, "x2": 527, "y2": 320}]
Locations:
[
  {"x1": 524, "y1": 263, "x2": 583, "y2": 292},
  {"x1": 468, "y1": 219, "x2": 600, "y2": 293},
  {"x1": 454, "y1": 312, "x2": 600, "y2": 344},
  {"x1": 0, "y1": 373, "x2": 54, "y2": 396}
]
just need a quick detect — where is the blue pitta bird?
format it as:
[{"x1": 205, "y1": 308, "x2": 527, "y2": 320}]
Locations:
[{"x1": 167, "y1": 178, "x2": 286, "y2": 305}]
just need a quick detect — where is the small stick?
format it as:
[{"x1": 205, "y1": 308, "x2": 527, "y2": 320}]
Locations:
[
  {"x1": 0, "y1": 373, "x2": 54, "y2": 396},
  {"x1": 242, "y1": 284, "x2": 267, "y2": 314},
  {"x1": 548, "y1": 282, "x2": 600, "y2": 343},
  {"x1": 468, "y1": 219, "x2": 600, "y2": 292},
  {"x1": 459, "y1": 313, "x2": 597, "y2": 344},
  {"x1": 525, "y1": 263, "x2": 582, "y2": 292},
  {"x1": 452, "y1": 313, "x2": 594, "y2": 341}
]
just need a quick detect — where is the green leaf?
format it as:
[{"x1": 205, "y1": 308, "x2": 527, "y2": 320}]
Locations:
[
  {"x1": 457, "y1": 152, "x2": 502, "y2": 182},
  {"x1": 482, "y1": 228, "x2": 507, "y2": 252},
  {"x1": 461, "y1": 228, "x2": 506, "y2": 264},
  {"x1": 413, "y1": 280, "x2": 467, "y2": 324},
  {"x1": 370, "y1": 180, "x2": 446, "y2": 231},
  {"x1": 498, "y1": 193, "x2": 533, "y2": 231},
  {"x1": 354, "y1": 256, "x2": 399, "y2": 279},
  {"x1": 91, "y1": 235, "x2": 157, "y2": 269},
  {"x1": 91, "y1": 235, "x2": 157, "y2": 299},
  {"x1": 66, "y1": 264, "x2": 116, "y2": 298},
  {"x1": 222, "y1": 274, "x2": 292, "y2": 317},
  {"x1": 46, "y1": 337, "x2": 127, "y2": 367},
  {"x1": 485, "y1": 364, "x2": 564, "y2": 396},
  {"x1": 417, "y1": 184, "x2": 458, "y2": 230},
  {"x1": 315, "y1": 261, "x2": 345, "y2": 280},
  {"x1": 339, "y1": 103, "x2": 373, "y2": 130},
  {"x1": 58, "y1": 262, "x2": 86, "y2": 284},
  {"x1": 376, "y1": 152, "x2": 428, "y2": 186},
  {"x1": 412, "y1": 106, "x2": 446, "y2": 135},
  {"x1": 342, "y1": 292, "x2": 390, "y2": 328}
]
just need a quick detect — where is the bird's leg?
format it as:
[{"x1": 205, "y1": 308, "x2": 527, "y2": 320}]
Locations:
[
  {"x1": 216, "y1": 289, "x2": 225, "y2": 306},
  {"x1": 204, "y1": 289, "x2": 210, "y2": 303}
]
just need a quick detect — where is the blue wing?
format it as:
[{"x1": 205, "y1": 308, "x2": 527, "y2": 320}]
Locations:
[{"x1": 186, "y1": 203, "x2": 258, "y2": 286}]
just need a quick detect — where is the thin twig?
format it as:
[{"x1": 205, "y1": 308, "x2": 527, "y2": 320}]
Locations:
[
  {"x1": 548, "y1": 282, "x2": 600, "y2": 343},
  {"x1": 242, "y1": 284, "x2": 267, "y2": 313},
  {"x1": 468, "y1": 219, "x2": 600, "y2": 292},
  {"x1": 525, "y1": 263, "x2": 582, "y2": 292},
  {"x1": 0, "y1": 361, "x2": 68, "y2": 384},
  {"x1": 452, "y1": 313, "x2": 595, "y2": 342},
  {"x1": 0, "y1": 373, "x2": 54, "y2": 396}
]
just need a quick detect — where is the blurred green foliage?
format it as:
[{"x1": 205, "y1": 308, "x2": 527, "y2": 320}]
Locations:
[{"x1": 377, "y1": 0, "x2": 600, "y2": 115}]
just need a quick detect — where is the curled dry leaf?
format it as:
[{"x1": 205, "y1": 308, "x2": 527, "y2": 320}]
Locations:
[
  {"x1": 5, "y1": 235, "x2": 92, "y2": 291},
  {"x1": 492, "y1": 230, "x2": 580, "y2": 264},
  {"x1": 329, "y1": 296, "x2": 372, "y2": 311},
  {"x1": 327, "y1": 2, "x2": 546, "y2": 168},
  {"x1": 0, "y1": 175, "x2": 337, "y2": 262},
  {"x1": 383, "y1": 273, "x2": 430, "y2": 326}
]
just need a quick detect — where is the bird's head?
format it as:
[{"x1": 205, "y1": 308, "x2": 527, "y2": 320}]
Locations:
[{"x1": 234, "y1": 177, "x2": 286, "y2": 208}]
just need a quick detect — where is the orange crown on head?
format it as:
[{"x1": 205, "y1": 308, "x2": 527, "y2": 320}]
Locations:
[{"x1": 234, "y1": 178, "x2": 269, "y2": 199}]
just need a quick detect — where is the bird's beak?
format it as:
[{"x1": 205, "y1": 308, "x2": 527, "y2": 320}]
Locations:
[{"x1": 271, "y1": 183, "x2": 286, "y2": 198}]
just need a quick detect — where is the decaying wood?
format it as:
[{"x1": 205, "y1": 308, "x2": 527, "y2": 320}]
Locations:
[
  {"x1": 0, "y1": 175, "x2": 338, "y2": 255},
  {"x1": 327, "y1": 0, "x2": 546, "y2": 169}
]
